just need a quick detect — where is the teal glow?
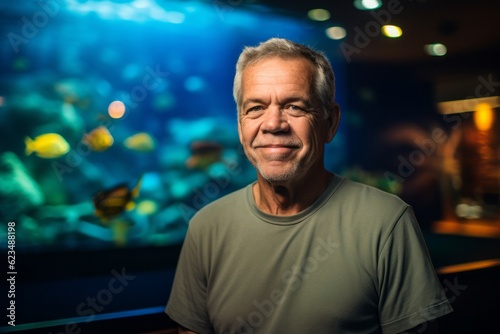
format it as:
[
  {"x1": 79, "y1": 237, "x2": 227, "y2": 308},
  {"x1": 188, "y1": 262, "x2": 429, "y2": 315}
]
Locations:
[{"x1": 185, "y1": 76, "x2": 205, "y2": 92}]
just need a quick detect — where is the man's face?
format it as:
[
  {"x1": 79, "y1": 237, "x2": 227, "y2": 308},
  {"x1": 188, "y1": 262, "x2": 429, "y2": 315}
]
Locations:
[{"x1": 238, "y1": 57, "x2": 336, "y2": 183}]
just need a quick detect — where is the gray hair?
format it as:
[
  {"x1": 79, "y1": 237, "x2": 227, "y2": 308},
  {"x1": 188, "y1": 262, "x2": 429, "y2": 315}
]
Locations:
[{"x1": 233, "y1": 38, "x2": 336, "y2": 119}]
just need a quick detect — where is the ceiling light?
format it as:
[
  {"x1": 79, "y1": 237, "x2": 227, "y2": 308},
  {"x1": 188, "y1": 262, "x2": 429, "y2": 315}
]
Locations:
[
  {"x1": 307, "y1": 8, "x2": 330, "y2": 21},
  {"x1": 425, "y1": 43, "x2": 447, "y2": 56},
  {"x1": 353, "y1": 0, "x2": 382, "y2": 10},
  {"x1": 474, "y1": 103, "x2": 495, "y2": 131},
  {"x1": 325, "y1": 26, "x2": 347, "y2": 40},
  {"x1": 381, "y1": 25, "x2": 403, "y2": 38}
]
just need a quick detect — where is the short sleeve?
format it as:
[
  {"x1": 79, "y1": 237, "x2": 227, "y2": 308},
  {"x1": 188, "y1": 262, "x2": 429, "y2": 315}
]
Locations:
[
  {"x1": 378, "y1": 206, "x2": 453, "y2": 334},
  {"x1": 165, "y1": 222, "x2": 214, "y2": 334}
]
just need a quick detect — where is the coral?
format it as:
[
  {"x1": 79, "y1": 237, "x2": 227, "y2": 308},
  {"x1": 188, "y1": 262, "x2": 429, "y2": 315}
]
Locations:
[{"x1": 0, "y1": 152, "x2": 44, "y2": 222}]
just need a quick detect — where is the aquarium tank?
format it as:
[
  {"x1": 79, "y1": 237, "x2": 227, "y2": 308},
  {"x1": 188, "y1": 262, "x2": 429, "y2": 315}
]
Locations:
[
  {"x1": 0, "y1": 0, "x2": 346, "y2": 254},
  {"x1": 0, "y1": 1, "x2": 351, "y2": 329}
]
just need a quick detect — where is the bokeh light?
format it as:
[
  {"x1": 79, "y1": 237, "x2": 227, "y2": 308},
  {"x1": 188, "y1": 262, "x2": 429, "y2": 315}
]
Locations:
[
  {"x1": 108, "y1": 100, "x2": 126, "y2": 119},
  {"x1": 425, "y1": 43, "x2": 447, "y2": 56},
  {"x1": 382, "y1": 25, "x2": 403, "y2": 38},
  {"x1": 354, "y1": 0, "x2": 382, "y2": 10},
  {"x1": 326, "y1": 26, "x2": 347, "y2": 40},
  {"x1": 474, "y1": 102, "x2": 495, "y2": 131},
  {"x1": 307, "y1": 9, "x2": 330, "y2": 21}
]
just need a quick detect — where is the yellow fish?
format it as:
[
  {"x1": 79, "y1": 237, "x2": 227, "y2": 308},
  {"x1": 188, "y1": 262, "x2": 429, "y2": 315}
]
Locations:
[
  {"x1": 25, "y1": 133, "x2": 70, "y2": 158},
  {"x1": 123, "y1": 133, "x2": 156, "y2": 152},
  {"x1": 82, "y1": 126, "x2": 114, "y2": 152}
]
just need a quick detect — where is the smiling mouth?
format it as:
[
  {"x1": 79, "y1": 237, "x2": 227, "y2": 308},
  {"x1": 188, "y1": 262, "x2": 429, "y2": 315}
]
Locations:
[
  {"x1": 262, "y1": 145, "x2": 293, "y2": 148},
  {"x1": 255, "y1": 143, "x2": 300, "y2": 149},
  {"x1": 257, "y1": 146, "x2": 298, "y2": 155},
  {"x1": 258, "y1": 145, "x2": 296, "y2": 149}
]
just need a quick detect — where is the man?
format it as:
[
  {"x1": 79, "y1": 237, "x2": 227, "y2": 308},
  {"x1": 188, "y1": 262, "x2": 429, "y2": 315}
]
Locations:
[{"x1": 166, "y1": 38, "x2": 452, "y2": 334}]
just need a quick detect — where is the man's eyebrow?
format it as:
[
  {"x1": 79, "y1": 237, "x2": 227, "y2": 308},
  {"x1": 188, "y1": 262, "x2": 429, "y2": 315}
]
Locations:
[
  {"x1": 281, "y1": 96, "x2": 309, "y2": 103},
  {"x1": 241, "y1": 96, "x2": 315, "y2": 111},
  {"x1": 243, "y1": 96, "x2": 311, "y2": 105}
]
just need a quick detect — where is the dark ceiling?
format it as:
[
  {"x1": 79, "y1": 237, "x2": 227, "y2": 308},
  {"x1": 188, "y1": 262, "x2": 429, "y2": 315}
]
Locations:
[{"x1": 258, "y1": 0, "x2": 500, "y2": 64}]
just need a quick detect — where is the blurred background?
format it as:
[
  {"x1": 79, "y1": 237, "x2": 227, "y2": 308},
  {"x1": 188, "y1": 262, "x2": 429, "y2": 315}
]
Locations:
[{"x1": 0, "y1": 0, "x2": 499, "y2": 333}]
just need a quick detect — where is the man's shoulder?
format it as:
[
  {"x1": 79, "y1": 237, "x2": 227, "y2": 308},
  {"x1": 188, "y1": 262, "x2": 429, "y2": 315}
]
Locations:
[
  {"x1": 337, "y1": 176, "x2": 408, "y2": 209},
  {"x1": 330, "y1": 177, "x2": 415, "y2": 241},
  {"x1": 190, "y1": 184, "x2": 250, "y2": 222},
  {"x1": 205, "y1": 184, "x2": 249, "y2": 208},
  {"x1": 332, "y1": 176, "x2": 411, "y2": 227}
]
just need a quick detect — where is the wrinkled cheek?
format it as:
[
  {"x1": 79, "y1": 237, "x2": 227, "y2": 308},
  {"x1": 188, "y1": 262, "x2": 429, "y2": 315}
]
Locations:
[
  {"x1": 240, "y1": 139, "x2": 255, "y2": 163},
  {"x1": 309, "y1": 120, "x2": 326, "y2": 154},
  {"x1": 305, "y1": 134, "x2": 323, "y2": 164}
]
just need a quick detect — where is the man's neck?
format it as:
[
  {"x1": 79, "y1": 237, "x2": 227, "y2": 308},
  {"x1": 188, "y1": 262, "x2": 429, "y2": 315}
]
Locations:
[{"x1": 253, "y1": 170, "x2": 333, "y2": 216}]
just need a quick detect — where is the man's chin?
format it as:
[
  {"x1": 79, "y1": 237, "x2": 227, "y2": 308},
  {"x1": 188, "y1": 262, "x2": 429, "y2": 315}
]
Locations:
[{"x1": 257, "y1": 168, "x2": 298, "y2": 183}]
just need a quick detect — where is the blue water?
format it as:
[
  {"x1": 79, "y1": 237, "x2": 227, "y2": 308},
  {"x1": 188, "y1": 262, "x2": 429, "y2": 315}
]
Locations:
[{"x1": 0, "y1": 0, "x2": 346, "y2": 251}]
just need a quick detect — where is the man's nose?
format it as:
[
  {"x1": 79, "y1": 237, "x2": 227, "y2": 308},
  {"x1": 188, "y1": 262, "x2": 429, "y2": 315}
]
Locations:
[{"x1": 261, "y1": 107, "x2": 290, "y2": 133}]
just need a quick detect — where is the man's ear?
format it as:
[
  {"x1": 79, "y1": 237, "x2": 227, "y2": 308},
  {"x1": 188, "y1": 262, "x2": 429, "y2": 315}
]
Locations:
[{"x1": 325, "y1": 103, "x2": 341, "y2": 143}]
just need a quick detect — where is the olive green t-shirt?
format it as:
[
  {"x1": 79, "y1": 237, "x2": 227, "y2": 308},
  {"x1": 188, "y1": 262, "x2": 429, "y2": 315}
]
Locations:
[{"x1": 166, "y1": 175, "x2": 452, "y2": 333}]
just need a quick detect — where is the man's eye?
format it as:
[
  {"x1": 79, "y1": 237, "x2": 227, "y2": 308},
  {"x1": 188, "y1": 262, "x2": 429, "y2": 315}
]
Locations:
[
  {"x1": 284, "y1": 105, "x2": 306, "y2": 115},
  {"x1": 247, "y1": 106, "x2": 264, "y2": 112}
]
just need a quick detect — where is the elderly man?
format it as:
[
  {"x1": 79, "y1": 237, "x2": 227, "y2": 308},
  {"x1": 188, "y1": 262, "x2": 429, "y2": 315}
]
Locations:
[{"x1": 166, "y1": 38, "x2": 452, "y2": 334}]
